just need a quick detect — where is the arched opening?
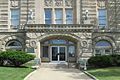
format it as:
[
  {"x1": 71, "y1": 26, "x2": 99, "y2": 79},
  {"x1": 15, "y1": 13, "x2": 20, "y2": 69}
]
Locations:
[
  {"x1": 94, "y1": 40, "x2": 112, "y2": 56},
  {"x1": 5, "y1": 40, "x2": 23, "y2": 51},
  {"x1": 40, "y1": 36, "x2": 78, "y2": 62}
]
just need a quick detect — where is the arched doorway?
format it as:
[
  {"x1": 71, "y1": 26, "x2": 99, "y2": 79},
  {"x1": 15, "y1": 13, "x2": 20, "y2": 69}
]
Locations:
[
  {"x1": 41, "y1": 38, "x2": 77, "y2": 62},
  {"x1": 5, "y1": 40, "x2": 23, "y2": 51}
]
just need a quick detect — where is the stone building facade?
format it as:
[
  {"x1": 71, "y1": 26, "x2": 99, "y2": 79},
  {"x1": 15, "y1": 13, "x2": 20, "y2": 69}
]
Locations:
[{"x1": 0, "y1": 0, "x2": 120, "y2": 63}]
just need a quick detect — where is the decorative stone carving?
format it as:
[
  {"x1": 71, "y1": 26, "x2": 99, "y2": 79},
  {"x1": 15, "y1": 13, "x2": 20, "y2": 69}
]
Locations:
[
  {"x1": 28, "y1": 9, "x2": 34, "y2": 20},
  {"x1": 27, "y1": 9, "x2": 34, "y2": 24},
  {"x1": 10, "y1": 0, "x2": 19, "y2": 8},
  {"x1": 65, "y1": 0, "x2": 73, "y2": 7},
  {"x1": 97, "y1": 1, "x2": 106, "y2": 8},
  {"x1": 82, "y1": 33, "x2": 91, "y2": 39},
  {"x1": 44, "y1": 0, "x2": 52, "y2": 6},
  {"x1": 55, "y1": 0, "x2": 63, "y2": 6},
  {"x1": 81, "y1": 41, "x2": 88, "y2": 48},
  {"x1": 29, "y1": 40, "x2": 37, "y2": 48}
]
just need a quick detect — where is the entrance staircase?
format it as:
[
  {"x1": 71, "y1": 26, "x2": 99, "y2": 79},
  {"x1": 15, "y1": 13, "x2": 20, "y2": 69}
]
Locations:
[{"x1": 40, "y1": 62, "x2": 76, "y2": 68}]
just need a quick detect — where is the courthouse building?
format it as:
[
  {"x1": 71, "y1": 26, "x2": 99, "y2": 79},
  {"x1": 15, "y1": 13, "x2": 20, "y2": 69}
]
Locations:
[{"x1": 0, "y1": 0, "x2": 120, "y2": 63}]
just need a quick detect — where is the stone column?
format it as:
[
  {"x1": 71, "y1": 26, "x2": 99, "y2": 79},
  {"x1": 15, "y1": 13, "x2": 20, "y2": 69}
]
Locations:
[
  {"x1": 36, "y1": 41, "x2": 41, "y2": 64},
  {"x1": 76, "y1": 41, "x2": 81, "y2": 63}
]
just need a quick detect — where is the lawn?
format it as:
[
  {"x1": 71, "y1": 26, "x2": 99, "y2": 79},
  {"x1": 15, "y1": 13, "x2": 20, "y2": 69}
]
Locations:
[
  {"x1": 0, "y1": 61, "x2": 35, "y2": 80},
  {"x1": 87, "y1": 67, "x2": 120, "y2": 80}
]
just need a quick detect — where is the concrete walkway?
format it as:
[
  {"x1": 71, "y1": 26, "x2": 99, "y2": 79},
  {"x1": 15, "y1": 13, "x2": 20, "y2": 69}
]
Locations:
[{"x1": 26, "y1": 68, "x2": 93, "y2": 80}]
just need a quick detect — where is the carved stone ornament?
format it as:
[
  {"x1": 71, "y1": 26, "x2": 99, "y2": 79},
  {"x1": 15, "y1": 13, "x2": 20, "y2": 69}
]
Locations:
[
  {"x1": 27, "y1": 9, "x2": 34, "y2": 23},
  {"x1": 55, "y1": 0, "x2": 63, "y2": 6},
  {"x1": 65, "y1": 0, "x2": 73, "y2": 7},
  {"x1": 97, "y1": 1, "x2": 106, "y2": 8},
  {"x1": 29, "y1": 40, "x2": 37, "y2": 48},
  {"x1": 10, "y1": 0, "x2": 19, "y2": 7},
  {"x1": 81, "y1": 41, "x2": 88, "y2": 48},
  {"x1": 44, "y1": 0, "x2": 52, "y2": 6}
]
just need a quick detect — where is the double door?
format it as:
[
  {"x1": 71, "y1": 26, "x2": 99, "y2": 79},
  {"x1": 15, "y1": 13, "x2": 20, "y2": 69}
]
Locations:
[{"x1": 51, "y1": 46, "x2": 66, "y2": 61}]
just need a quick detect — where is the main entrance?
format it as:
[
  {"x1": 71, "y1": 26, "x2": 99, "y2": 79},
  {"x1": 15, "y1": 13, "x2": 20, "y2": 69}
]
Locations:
[
  {"x1": 51, "y1": 46, "x2": 66, "y2": 61},
  {"x1": 41, "y1": 38, "x2": 76, "y2": 62}
]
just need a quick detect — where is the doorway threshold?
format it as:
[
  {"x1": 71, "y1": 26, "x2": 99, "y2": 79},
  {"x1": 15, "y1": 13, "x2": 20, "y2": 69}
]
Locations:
[{"x1": 49, "y1": 61, "x2": 68, "y2": 64}]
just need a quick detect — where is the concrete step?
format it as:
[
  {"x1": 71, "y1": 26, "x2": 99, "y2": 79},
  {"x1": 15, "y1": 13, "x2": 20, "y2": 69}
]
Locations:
[{"x1": 40, "y1": 62, "x2": 76, "y2": 68}]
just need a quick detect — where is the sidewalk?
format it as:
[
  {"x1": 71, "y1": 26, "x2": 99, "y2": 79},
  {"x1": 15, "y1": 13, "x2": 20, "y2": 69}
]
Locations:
[{"x1": 25, "y1": 68, "x2": 93, "y2": 80}]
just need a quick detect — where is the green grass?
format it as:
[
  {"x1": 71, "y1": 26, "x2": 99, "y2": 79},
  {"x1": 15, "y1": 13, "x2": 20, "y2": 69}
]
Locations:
[
  {"x1": 87, "y1": 67, "x2": 120, "y2": 80},
  {"x1": 0, "y1": 61, "x2": 35, "y2": 80}
]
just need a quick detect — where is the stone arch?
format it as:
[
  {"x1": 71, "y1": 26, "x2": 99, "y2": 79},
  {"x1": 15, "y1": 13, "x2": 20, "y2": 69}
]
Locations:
[
  {"x1": 37, "y1": 33, "x2": 81, "y2": 62},
  {"x1": 38, "y1": 33, "x2": 80, "y2": 43},
  {"x1": 1, "y1": 35, "x2": 24, "y2": 51},
  {"x1": 92, "y1": 36, "x2": 116, "y2": 49}
]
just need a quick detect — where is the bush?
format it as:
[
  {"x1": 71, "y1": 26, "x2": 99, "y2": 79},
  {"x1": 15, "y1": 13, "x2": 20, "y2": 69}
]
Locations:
[
  {"x1": 88, "y1": 55, "x2": 120, "y2": 68},
  {"x1": 111, "y1": 55, "x2": 120, "y2": 66},
  {"x1": 0, "y1": 50, "x2": 35, "y2": 67}
]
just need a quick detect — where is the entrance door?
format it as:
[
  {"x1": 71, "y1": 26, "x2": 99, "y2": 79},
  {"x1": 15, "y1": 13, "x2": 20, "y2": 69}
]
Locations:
[{"x1": 51, "y1": 46, "x2": 66, "y2": 61}]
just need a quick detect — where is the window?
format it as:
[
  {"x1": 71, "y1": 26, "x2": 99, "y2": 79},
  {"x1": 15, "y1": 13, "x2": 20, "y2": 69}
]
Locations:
[
  {"x1": 6, "y1": 40, "x2": 22, "y2": 51},
  {"x1": 43, "y1": 39, "x2": 75, "y2": 45},
  {"x1": 95, "y1": 40, "x2": 112, "y2": 55},
  {"x1": 11, "y1": 9, "x2": 20, "y2": 28},
  {"x1": 55, "y1": 9, "x2": 63, "y2": 24},
  {"x1": 27, "y1": 48, "x2": 35, "y2": 53},
  {"x1": 66, "y1": 9, "x2": 73, "y2": 24},
  {"x1": 43, "y1": 46, "x2": 49, "y2": 57},
  {"x1": 8, "y1": 41, "x2": 21, "y2": 46},
  {"x1": 45, "y1": 9, "x2": 52, "y2": 24},
  {"x1": 50, "y1": 39, "x2": 67, "y2": 44},
  {"x1": 68, "y1": 46, "x2": 75, "y2": 57},
  {"x1": 98, "y1": 9, "x2": 107, "y2": 28}
]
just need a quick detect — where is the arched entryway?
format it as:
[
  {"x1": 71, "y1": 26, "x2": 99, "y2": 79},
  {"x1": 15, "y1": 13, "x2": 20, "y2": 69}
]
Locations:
[{"x1": 39, "y1": 35, "x2": 79, "y2": 62}]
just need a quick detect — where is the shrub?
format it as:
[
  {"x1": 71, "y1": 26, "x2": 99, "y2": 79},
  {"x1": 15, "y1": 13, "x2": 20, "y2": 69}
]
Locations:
[
  {"x1": 111, "y1": 55, "x2": 120, "y2": 66},
  {"x1": 0, "y1": 50, "x2": 35, "y2": 67},
  {"x1": 0, "y1": 52, "x2": 7, "y2": 66},
  {"x1": 88, "y1": 55, "x2": 114, "y2": 68}
]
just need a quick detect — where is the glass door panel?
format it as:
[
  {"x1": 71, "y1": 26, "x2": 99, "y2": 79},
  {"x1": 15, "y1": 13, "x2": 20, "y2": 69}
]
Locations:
[
  {"x1": 51, "y1": 46, "x2": 66, "y2": 61},
  {"x1": 59, "y1": 47, "x2": 65, "y2": 61},
  {"x1": 52, "y1": 47, "x2": 58, "y2": 61}
]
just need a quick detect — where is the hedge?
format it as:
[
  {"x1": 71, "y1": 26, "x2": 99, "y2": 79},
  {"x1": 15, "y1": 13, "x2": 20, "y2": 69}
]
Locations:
[
  {"x1": 0, "y1": 50, "x2": 35, "y2": 67},
  {"x1": 88, "y1": 55, "x2": 120, "y2": 68}
]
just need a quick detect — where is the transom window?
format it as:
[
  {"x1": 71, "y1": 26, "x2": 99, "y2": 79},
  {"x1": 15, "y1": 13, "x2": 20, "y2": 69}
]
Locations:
[
  {"x1": 43, "y1": 39, "x2": 75, "y2": 45},
  {"x1": 96, "y1": 41, "x2": 111, "y2": 47}
]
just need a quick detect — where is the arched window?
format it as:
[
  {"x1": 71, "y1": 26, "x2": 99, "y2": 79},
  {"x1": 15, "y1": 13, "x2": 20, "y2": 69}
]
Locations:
[
  {"x1": 95, "y1": 40, "x2": 112, "y2": 55},
  {"x1": 5, "y1": 40, "x2": 22, "y2": 51}
]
